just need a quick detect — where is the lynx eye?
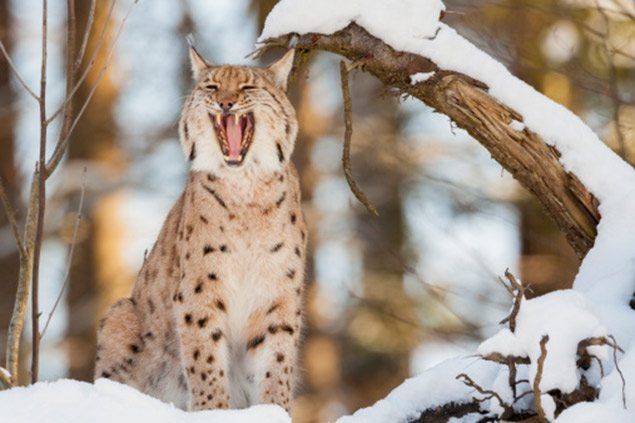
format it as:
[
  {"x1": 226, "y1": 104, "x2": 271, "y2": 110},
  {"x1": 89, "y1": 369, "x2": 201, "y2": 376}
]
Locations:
[
  {"x1": 240, "y1": 85, "x2": 257, "y2": 91},
  {"x1": 203, "y1": 84, "x2": 219, "y2": 91}
]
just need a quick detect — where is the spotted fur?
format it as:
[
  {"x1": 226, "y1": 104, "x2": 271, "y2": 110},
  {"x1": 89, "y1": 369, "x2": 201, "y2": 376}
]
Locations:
[{"x1": 95, "y1": 49, "x2": 306, "y2": 413}]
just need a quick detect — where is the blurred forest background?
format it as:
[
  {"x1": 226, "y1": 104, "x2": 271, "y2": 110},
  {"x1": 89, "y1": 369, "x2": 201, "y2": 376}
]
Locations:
[{"x1": 0, "y1": 0, "x2": 633, "y2": 421}]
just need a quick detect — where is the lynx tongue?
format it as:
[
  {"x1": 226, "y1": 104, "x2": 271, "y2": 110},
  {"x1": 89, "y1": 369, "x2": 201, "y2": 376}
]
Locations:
[{"x1": 225, "y1": 116, "x2": 243, "y2": 159}]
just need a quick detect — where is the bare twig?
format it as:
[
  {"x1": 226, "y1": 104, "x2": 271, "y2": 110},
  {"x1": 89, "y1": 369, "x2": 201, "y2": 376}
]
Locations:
[
  {"x1": 533, "y1": 335, "x2": 550, "y2": 422},
  {"x1": 0, "y1": 177, "x2": 25, "y2": 256},
  {"x1": 508, "y1": 358, "x2": 517, "y2": 398},
  {"x1": 457, "y1": 372, "x2": 507, "y2": 410},
  {"x1": 497, "y1": 270, "x2": 525, "y2": 333},
  {"x1": 74, "y1": 0, "x2": 96, "y2": 71},
  {"x1": 0, "y1": 40, "x2": 40, "y2": 100},
  {"x1": 496, "y1": 276, "x2": 514, "y2": 296},
  {"x1": 41, "y1": 168, "x2": 87, "y2": 339},
  {"x1": 481, "y1": 352, "x2": 530, "y2": 365},
  {"x1": 339, "y1": 60, "x2": 379, "y2": 216},
  {"x1": 608, "y1": 335, "x2": 626, "y2": 409},
  {"x1": 31, "y1": 0, "x2": 50, "y2": 383}
]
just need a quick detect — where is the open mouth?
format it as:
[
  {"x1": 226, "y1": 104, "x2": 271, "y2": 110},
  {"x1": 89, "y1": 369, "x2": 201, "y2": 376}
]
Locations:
[{"x1": 210, "y1": 112, "x2": 255, "y2": 166}]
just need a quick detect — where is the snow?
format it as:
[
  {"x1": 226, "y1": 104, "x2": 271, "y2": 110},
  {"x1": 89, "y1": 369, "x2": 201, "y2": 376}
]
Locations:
[
  {"x1": 556, "y1": 402, "x2": 634, "y2": 423},
  {"x1": 477, "y1": 328, "x2": 526, "y2": 358},
  {"x1": 260, "y1": 0, "x2": 635, "y2": 421},
  {"x1": 336, "y1": 357, "x2": 499, "y2": 423},
  {"x1": 509, "y1": 119, "x2": 525, "y2": 132},
  {"x1": 542, "y1": 394, "x2": 556, "y2": 421},
  {"x1": 409, "y1": 71, "x2": 435, "y2": 85},
  {"x1": 0, "y1": 379, "x2": 291, "y2": 423},
  {"x1": 258, "y1": 0, "x2": 445, "y2": 47}
]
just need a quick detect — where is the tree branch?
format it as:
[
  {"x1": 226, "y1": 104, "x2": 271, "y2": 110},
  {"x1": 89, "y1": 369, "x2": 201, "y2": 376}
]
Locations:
[
  {"x1": 31, "y1": 0, "x2": 50, "y2": 383},
  {"x1": 0, "y1": 40, "x2": 40, "y2": 100},
  {"x1": 40, "y1": 168, "x2": 86, "y2": 340},
  {"x1": 339, "y1": 60, "x2": 378, "y2": 216},
  {"x1": 260, "y1": 23, "x2": 601, "y2": 257}
]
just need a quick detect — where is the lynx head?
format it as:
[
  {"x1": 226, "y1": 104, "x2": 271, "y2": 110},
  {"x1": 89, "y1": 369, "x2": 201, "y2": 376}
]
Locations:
[{"x1": 179, "y1": 47, "x2": 298, "y2": 176}]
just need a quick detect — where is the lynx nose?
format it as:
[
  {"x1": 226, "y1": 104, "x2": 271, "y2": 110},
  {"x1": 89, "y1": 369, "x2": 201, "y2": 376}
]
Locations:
[
  {"x1": 218, "y1": 92, "x2": 238, "y2": 113},
  {"x1": 219, "y1": 100, "x2": 234, "y2": 113}
]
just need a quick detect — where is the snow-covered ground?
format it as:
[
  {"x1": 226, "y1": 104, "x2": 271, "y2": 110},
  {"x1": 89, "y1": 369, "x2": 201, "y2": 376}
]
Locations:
[
  {"x1": 0, "y1": 379, "x2": 290, "y2": 423},
  {"x1": 259, "y1": 0, "x2": 635, "y2": 421}
]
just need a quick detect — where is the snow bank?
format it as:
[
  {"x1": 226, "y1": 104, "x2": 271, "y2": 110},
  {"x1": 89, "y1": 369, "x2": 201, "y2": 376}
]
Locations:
[
  {"x1": 337, "y1": 357, "x2": 499, "y2": 423},
  {"x1": 0, "y1": 379, "x2": 290, "y2": 423},
  {"x1": 556, "y1": 402, "x2": 634, "y2": 423}
]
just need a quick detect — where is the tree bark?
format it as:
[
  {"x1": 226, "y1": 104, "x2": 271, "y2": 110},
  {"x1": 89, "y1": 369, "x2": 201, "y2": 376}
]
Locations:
[{"x1": 261, "y1": 23, "x2": 601, "y2": 258}]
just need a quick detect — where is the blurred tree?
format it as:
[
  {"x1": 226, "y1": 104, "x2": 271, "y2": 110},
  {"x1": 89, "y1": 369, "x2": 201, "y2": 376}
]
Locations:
[
  {"x1": 0, "y1": 0, "x2": 21, "y2": 378},
  {"x1": 65, "y1": 0, "x2": 123, "y2": 380},
  {"x1": 343, "y1": 88, "x2": 420, "y2": 409}
]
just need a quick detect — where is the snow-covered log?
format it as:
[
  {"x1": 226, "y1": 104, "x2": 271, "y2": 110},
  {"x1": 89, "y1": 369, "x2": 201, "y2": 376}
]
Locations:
[{"x1": 258, "y1": 3, "x2": 609, "y2": 258}]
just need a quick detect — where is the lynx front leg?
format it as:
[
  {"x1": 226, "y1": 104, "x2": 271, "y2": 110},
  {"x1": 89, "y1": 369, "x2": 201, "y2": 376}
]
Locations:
[
  {"x1": 248, "y1": 306, "x2": 301, "y2": 412},
  {"x1": 174, "y1": 289, "x2": 230, "y2": 411}
]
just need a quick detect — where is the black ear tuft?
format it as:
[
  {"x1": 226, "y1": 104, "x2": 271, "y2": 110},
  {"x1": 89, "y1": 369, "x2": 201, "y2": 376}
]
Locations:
[
  {"x1": 267, "y1": 49, "x2": 295, "y2": 90},
  {"x1": 187, "y1": 36, "x2": 211, "y2": 80}
]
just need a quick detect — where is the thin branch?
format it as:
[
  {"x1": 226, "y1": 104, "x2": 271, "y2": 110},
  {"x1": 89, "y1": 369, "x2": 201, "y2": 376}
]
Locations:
[
  {"x1": 498, "y1": 270, "x2": 524, "y2": 332},
  {"x1": 533, "y1": 335, "x2": 550, "y2": 422},
  {"x1": 608, "y1": 335, "x2": 627, "y2": 409},
  {"x1": 0, "y1": 177, "x2": 25, "y2": 256},
  {"x1": 73, "y1": 0, "x2": 96, "y2": 72},
  {"x1": 31, "y1": 0, "x2": 49, "y2": 383},
  {"x1": 457, "y1": 372, "x2": 506, "y2": 409},
  {"x1": 41, "y1": 168, "x2": 86, "y2": 339},
  {"x1": 0, "y1": 40, "x2": 40, "y2": 100},
  {"x1": 339, "y1": 60, "x2": 379, "y2": 216}
]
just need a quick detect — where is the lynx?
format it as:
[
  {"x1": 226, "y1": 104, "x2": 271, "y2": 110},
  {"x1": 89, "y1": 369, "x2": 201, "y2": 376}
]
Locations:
[{"x1": 94, "y1": 47, "x2": 306, "y2": 413}]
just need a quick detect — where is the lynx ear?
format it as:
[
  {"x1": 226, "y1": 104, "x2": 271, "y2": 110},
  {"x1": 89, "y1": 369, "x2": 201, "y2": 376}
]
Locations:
[
  {"x1": 267, "y1": 49, "x2": 295, "y2": 90},
  {"x1": 189, "y1": 45, "x2": 210, "y2": 80}
]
